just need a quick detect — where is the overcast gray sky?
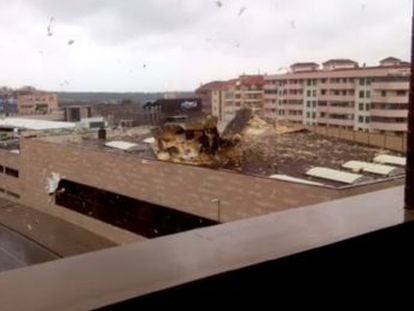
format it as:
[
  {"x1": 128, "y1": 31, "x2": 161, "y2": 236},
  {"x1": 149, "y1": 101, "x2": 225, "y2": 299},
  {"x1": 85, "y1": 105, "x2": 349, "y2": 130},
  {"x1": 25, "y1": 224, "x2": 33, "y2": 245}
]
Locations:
[{"x1": 0, "y1": 0, "x2": 411, "y2": 92}]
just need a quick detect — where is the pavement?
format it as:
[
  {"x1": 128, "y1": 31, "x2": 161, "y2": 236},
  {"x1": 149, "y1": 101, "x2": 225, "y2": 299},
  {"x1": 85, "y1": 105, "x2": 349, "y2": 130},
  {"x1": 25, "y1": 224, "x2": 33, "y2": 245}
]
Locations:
[
  {"x1": 0, "y1": 223, "x2": 58, "y2": 272},
  {"x1": 0, "y1": 197, "x2": 118, "y2": 272}
]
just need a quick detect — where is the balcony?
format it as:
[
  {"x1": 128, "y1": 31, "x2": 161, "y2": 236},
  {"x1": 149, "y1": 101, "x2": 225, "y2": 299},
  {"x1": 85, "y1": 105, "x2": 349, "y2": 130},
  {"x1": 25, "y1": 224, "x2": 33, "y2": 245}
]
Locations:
[
  {"x1": 317, "y1": 106, "x2": 354, "y2": 114},
  {"x1": 283, "y1": 104, "x2": 303, "y2": 111},
  {"x1": 326, "y1": 82, "x2": 355, "y2": 89},
  {"x1": 285, "y1": 94, "x2": 303, "y2": 100},
  {"x1": 285, "y1": 83, "x2": 303, "y2": 90},
  {"x1": 370, "y1": 109, "x2": 408, "y2": 118},
  {"x1": 263, "y1": 103, "x2": 276, "y2": 109},
  {"x1": 263, "y1": 84, "x2": 278, "y2": 90},
  {"x1": 318, "y1": 94, "x2": 355, "y2": 101},
  {"x1": 285, "y1": 114, "x2": 303, "y2": 121},
  {"x1": 0, "y1": 187, "x2": 412, "y2": 308},
  {"x1": 371, "y1": 95, "x2": 408, "y2": 104},
  {"x1": 372, "y1": 81, "x2": 409, "y2": 90},
  {"x1": 370, "y1": 122, "x2": 407, "y2": 132}
]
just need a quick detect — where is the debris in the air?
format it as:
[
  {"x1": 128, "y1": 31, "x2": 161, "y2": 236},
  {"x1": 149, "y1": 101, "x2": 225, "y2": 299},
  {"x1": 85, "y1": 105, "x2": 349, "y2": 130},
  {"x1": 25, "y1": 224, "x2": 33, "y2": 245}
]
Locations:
[
  {"x1": 215, "y1": 1, "x2": 223, "y2": 8},
  {"x1": 143, "y1": 64, "x2": 147, "y2": 69},
  {"x1": 289, "y1": 20, "x2": 296, "y2": 29},
  {"x1": 67, "y1": 39, "x2": 75, "y2": 45},
  {"x1": 238, "y1": 7, "x2": 247, "y2": 16},
  {"x1": 47, "y1": 17, "x2": 55, "y2": 36}
]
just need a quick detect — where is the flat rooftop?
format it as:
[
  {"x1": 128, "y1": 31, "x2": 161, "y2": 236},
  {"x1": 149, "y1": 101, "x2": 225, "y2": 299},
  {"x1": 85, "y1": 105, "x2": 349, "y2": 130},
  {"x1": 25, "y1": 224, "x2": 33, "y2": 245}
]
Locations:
[
  {"x1": 37, "y1": 124, "x2": 404, "y2": 188},
  {"x1": 0, "y1": 118, "x2": 76, "y2": 130}
]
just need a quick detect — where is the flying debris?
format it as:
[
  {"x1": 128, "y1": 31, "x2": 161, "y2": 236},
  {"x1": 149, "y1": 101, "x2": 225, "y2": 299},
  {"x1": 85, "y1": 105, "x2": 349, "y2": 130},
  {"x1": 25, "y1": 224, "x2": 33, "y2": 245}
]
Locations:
[
  {"x1": 60, "y1": 80, "x2": 70, "y2": 87},
  {"x1": 289, "y1": 20, "x2": 296, "y2": 29},
  {"x1": 67, "y1": 39, "x2": 75, "y2": 45},
  {"x1": 238, "y1": 7, "x2": 247, "y2": 16},
  {"x1": 143, "y1": 64, "x2": 147, "y2": 69},
  {"x1": 215, "y1": 1, "x2": 223, "y2": 8},
  {"x1": 47, "y1": 17, "x2": 55, "y2": 36}
]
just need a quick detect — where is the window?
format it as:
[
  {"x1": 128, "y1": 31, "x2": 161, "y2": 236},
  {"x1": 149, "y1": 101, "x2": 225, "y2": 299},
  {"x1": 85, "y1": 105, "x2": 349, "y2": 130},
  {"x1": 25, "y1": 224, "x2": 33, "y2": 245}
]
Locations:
[
  {"x1": 365, "y1": 116, "x2": 370, "y2": 123},
  {"x1": 359, "y1": 79, "x2": 365, "y2": 86},
  {"x1": 321, "y1": 89, "x2": 326, "y2": 95},
  {"x1": 381, "y1": 90, "x2": 387, "y2": 97},
  {"x1": 358, "y1": 116, "x2": 364, "y2": 123},
  {"x1": 0, "y1": 165, "x2": 3, "y2": 173},
  {"x1": 366, "y1": 91, "x2": 371, "y2": 98},
  {"x1": 359, "y1": 103, "x2": 364, "y2": 111},
  {"x1": 307, "y1": 90, "x2": 311, "y2": 97},
  {"x1": 306, "y1": 101, "x2": 311, "y2": 107},
  {"x1": 312, "y1": 112, "x2": 316, "y2": 118},
  {"x1": 312, "y1": 101, "x2": 316, "y2": 107},
  {"x1": 365, "y1": 103, "x2": 370, "y2": 111},
  {"x1": 320, "y1": 112, "x2": 326, "y2": 118},
  {"x1": 366, "y1": 79, "x2": 371, "y2": 85},
  {"x1": 307, "y1": 80, "x2": 311, "y2": 86},
  {"x1": 306, "y1": 112, "x2": 310, "y2": 118},
  {"x1": 396, "y1": 90, "x2": 407, "y2": 96},
  {"x1": 5, "y1": 167, "x2": 19, "y2": 178},
  {"x1": 359, "y1": 91, "x2": 364, "y2": 98},
  {"x1": 312, "y1": 90, "x2": 316, "y2": 97}
]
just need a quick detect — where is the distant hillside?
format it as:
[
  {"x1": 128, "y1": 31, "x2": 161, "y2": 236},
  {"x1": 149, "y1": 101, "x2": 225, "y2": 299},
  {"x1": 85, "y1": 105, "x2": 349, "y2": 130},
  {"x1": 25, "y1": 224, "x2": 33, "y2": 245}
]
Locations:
[{"x1": 56, "y1": 91, "x2": 195, "y2": 104}]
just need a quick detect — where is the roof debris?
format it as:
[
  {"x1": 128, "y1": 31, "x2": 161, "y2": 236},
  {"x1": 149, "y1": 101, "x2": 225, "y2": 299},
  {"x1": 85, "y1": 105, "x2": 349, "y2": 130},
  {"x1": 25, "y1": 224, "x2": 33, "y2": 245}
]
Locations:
[
  {"x1": 47, "y1": 17, "x2": 55, "y2": 36},
  {"x1": 238, "y1": 7, "x2": 247, "y2": 16}
]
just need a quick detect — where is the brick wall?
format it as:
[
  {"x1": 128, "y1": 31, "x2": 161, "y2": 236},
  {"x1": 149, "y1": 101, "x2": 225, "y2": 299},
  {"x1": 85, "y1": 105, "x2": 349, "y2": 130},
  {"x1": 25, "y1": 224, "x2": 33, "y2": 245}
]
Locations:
[
  {"x1": 0, "y1": 150, "x2": 21, "y2": 199},
  {"x1": 17, "y1": 138, "x2": 403, "y2": 225},
  {"x1": 307, "y1": 125, "x2": 407, "y2": 153},
  {"x1": 18, "y1": 138, "x2": 341, "y2": 223}
]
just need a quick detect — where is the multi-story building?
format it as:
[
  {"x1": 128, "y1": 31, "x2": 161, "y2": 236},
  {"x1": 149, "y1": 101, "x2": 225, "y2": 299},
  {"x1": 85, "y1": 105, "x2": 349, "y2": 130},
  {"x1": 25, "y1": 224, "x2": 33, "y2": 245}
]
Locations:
[
  {"x1": 16, "y1": 88, "x2": 59, "y2": 115},
  {"x1": 195, "y1": 81, "x2": 226, "y2": 115},
  {"x1": 197, "y1": 75, "x2": 264, "y2": 123},
  {"x1": 264, "y1": 57, "x2": 410, "y2": 134}
]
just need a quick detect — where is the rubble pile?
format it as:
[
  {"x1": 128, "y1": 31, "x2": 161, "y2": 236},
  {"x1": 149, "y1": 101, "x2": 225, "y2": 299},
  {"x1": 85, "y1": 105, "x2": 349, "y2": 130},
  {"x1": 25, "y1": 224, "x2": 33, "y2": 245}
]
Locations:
[
  {"x1": 152, "y1": 108, "x2": 306, "y2": 174},
  {"x1": 153, "y1": 115, "x2": 242, "y2": 167}
]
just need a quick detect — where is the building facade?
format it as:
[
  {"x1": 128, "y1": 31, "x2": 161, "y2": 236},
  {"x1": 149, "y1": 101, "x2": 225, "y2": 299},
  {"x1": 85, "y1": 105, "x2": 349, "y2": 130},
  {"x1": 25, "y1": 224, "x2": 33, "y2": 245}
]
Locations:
[
  {"x1": 263, "y1": 57, "x2": 410, "y2": 134},
  {"x1": 197, "y1": 75, "x2": 265, "y2": 123},
  {"x1": 16, "y1": 89, "x2": 59, "y2": 115}
]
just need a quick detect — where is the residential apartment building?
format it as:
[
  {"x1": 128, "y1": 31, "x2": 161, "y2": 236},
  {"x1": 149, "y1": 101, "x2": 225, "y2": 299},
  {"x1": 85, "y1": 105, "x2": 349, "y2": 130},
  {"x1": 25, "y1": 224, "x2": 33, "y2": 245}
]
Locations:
[
  {"x1": 16, "y1": 88, "x2": 59, "y2": 115},
  {"x1": 197, "y1": 75, "x2": 264, "y2": 123},
  {"x1": 195, "y1": 81, "x2": 226, "y2": 115},
  {"x1": 263, "y1": 57, "x2": 410, "y2": 134}
]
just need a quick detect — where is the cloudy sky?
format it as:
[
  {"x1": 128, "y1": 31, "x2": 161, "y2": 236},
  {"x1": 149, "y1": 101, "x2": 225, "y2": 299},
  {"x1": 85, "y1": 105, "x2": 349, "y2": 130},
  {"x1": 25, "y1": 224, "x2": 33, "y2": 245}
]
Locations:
[{"x1": 0, "y1": 0, "x2": 411, "y2": 92}]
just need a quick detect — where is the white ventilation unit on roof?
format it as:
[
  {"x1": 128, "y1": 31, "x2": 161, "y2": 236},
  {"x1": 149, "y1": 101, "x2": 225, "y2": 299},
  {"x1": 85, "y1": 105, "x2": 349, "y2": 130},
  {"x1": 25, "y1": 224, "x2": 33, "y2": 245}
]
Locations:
[
  {"x1": 373, "y1": 155, "x2": 406, "y2": 167},
  {"x1": 342, "y1": 160, "x2": 398, "y2": 176},
  {"x1": 105, "y1": 141, "x2": 139, "y2": 151},
  {"x1": 143, "y1": 137, "x2": 155, "y2": 144},
  {"x1": 269, "y1": 174, "x2": 325, "y2": 186},
  {"x1": 306, "y1": 167, "x2": 363, "y2": 184}
]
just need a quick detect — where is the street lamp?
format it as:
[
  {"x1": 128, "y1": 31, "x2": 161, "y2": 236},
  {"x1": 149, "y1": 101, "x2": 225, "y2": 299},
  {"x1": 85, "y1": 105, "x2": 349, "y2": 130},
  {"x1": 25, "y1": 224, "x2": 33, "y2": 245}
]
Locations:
[{"x1": 211, "y1": 198, "x2": 221, "y2": 223}]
